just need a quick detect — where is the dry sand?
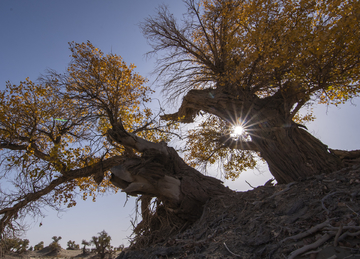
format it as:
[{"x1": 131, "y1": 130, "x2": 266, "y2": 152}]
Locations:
[{"x1": 2, "y1": 246, "x2": 122, "y2": 259}]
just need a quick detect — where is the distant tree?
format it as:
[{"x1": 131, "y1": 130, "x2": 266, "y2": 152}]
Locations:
[
  {"x1": 28, "y1": 246, "x2": 33, "y2": 251},
  {"x1": 34, "y1": 241, "x2": 44, "y2": 251},
  {"x1": 52, "y1": 236, "x2": 62, "y2": 243},
  {"x1": 66, "y1": 240, "x2": 79, "y2": 250},
  {"x1": 91, "y1": 230, "x2": 112, "y2": 259},
  {"x1": 81, "y1": 239, "x2": 91, "y2": 254},
  {"x1": 0, "y1": 237, "x2": 29, "y2": 254},
  {"x1": 49, "y1": 236, "x2": 62, "y2": 250}
]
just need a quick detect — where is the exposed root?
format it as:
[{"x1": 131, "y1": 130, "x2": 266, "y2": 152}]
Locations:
[
  {"x1": 321, "y1": 191, "x2": 351, "y2": 214},
  {"x1": 128, "y1": 195, "x2": 187, "y2": 250},
  {"x1": 223, "y1": 242, "x2": 241, "y2": 257},
  {"x1": 338, "y1": 230, "x2": 360, "y2": 241},
  {"x1": 268, "y1": 182, "x2": 297, "y2": 199},
  {"x1": 302, "y1": 248, "x2": 322, "y2": 256},
  {"x1": 278, "y1": 184, "x2": 360, "y2": 258},
  {"x1": 333, "y1": 223, "x2": 343, "y2": 247},
  {"x1": 282, "y1": 220, "x2": 360, "y2": 258},
  {"x1": 280, "y1": 218, "x2": 332, "y2": 244},
  {"x1": 119, "y1": 164, "x2": 360, "y2": 259},
  {"x1": 287, "y1": 233, "x2": 333, "y2": 259}
]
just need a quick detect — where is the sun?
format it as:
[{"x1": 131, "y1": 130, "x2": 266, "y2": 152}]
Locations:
[{"x1": 231, "y1": 125, "x2": 245, "y2": 138}]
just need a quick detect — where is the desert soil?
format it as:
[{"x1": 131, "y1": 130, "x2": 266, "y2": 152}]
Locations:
[
  {"x1": 119, "y1": 163, "x2": 360, "y2": 259},
  {"x1": 3, "y1": 246, "x2": 122, "y2": 259},
  {"x1": 4, "y1": 164, "x2": 360, "y2": 259}
]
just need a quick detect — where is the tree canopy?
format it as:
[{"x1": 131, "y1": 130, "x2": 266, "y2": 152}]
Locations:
[
  {"x1": 142, "y1": 0, "x2": 360, "y2": 181},
  {"x1": 0, "y1": 41, "x2": 175, "y2": 234},
  {"x1": 144, "y1": 0, "x2": 359, "y2": 101}
]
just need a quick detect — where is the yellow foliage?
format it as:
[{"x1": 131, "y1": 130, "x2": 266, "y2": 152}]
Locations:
[
  {"x1": 185, "y1": 115, "x2": 257, "y2": 179},
  {"x1": 0, "y1": 41, "x2": 175, "y2": 207},
  {"x1": 189, "y1": 0, "x2": 360, "y2": 102},
  {"x1": 162, "y1": 0, "x2": 360, "y2": 178}
]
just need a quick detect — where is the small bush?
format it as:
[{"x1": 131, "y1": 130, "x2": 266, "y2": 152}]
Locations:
[
  {"x1": 34, "y1": 241, "x2": 44, "y2": 251},
  {"x1": 67, "y1": 240, "x2": 79, "y2": 250},
  {"x1": 81, "y1": 239, "x2": 91, "y2": 254},
  {"x1": 49, "y1": 236, "x2": 62, "y2": 251}
]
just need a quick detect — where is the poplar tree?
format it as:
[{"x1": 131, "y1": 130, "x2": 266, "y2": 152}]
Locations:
[{"x1": 142, "y1": 0, "x2": 360, "y2": 183}]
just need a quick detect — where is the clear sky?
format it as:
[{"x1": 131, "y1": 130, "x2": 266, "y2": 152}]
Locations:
[{"x1": 1, "y1": 0, "x2": 359, "y2": 250}]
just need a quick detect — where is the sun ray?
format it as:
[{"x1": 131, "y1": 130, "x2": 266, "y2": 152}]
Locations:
[{"x1": 231, "y1": 125, "x2": 245, "y2": 138}]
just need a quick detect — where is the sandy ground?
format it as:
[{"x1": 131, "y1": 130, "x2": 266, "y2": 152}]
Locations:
[{"x1": 2, "y1": 247, "x2": 122, "y2": 259}]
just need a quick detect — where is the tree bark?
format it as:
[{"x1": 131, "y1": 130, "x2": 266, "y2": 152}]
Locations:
[
  {"x1": 107, "y1": 123, "x2": 231, "y2": 222},
  {"x1": 251, "y1": 121, "x2": 342, "y2": 184}
]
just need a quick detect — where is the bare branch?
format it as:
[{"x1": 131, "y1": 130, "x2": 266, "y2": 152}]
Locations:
[
  {"x1": 107, "y1": 122, "x2": 169, "y2": 155},
  {"x1": 0, "y1": 155, "x2": 123, "y2": 233}
]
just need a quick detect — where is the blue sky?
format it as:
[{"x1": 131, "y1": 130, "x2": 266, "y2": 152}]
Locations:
[{"x1": 1, "y1": 0, "x2": 359, "y2": 249}]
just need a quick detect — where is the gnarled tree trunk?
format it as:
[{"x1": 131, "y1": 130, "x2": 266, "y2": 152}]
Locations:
[
  {"x1": 107, "y1": 123, "x2": 231, "y2": 222},
  {"x1": 162, "y1": 88, "x2": 345, "y2": 184},
  {"x1": 250, "y1": 119, "x2": 342, "y2": 184}
]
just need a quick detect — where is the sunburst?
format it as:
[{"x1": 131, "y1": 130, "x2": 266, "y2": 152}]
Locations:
[{"x1": 230, "y1": 125, "x2": 245, "y2": 138}]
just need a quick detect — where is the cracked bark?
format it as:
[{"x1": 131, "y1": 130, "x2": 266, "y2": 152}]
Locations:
[{"x1": 107, "y1": 122, "x2": 231, "y2": 221}]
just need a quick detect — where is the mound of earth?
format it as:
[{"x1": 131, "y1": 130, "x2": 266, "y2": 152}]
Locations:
[
  {"x1": 41, "y1": 246, "x2": 64, "y2": 257},
  {"x1": 118, "y1": 163, "x2": 360, "y2": 259},
  {"x1": 2, "y1": 248, "x2": 116, "y2": 259}
]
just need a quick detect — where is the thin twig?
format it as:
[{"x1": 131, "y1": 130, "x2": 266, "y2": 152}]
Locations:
[
  {"x1": 325, "y1": 226, "x2": 360, "y2": 231},
  {"x1": 302, "y1": 248, "x2": 322, "y2": 256},
  {"x1": 334, "y1": 223, "x2": 343, "y2": 247},
  {"x1": 268, "y1": 182, "x2": 296, "y2": 199},
  {"x1": 344, "y1": 254, "x2": 360, "y2": 259},
  {"x1": 245, "y1": 180, "x2": 255, "y2": 189},
  {"x1": 345, "y1": 204, "x2": 359, "y2": 217},
  {"x1": 223, "y1": 242, "x2": 241, "y2": 257},
  {"x1": 338, "y1": 230, "x2": 360, "y2": 242}
]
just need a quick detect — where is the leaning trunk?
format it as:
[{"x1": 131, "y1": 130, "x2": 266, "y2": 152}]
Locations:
[
  {"x1": 248, "y1": 94, "x2": 343, "y2": 184},
  {"x1": 251, "y1": 121, "x2": 342, "y2": 184},
  {"x1": 110, "y1": 147, "x2": 230, "y2": 221},
  {"x1": 105, "y1": 122, "x2": 232, "y2": 247},
  {"x1": 107, "y1": 123, "x2": 231, "y2": 223},
  {"x1": 108, "y1": 144, "x2": 231, "y2": 247}
]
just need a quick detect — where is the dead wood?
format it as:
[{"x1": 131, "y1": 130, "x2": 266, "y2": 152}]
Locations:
[
  {"x1": 334, "y1": 223, "x2": 343, "y2": 247},
  {"x1": 321, "y1": 191, "x2": 352, "y2": 215},
  {"x1": 287, "y1": 233, "x2": 333, "y2": 259},
  {"x1": 280, "y1": 218, "x2": 332, "y2": 244}
]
